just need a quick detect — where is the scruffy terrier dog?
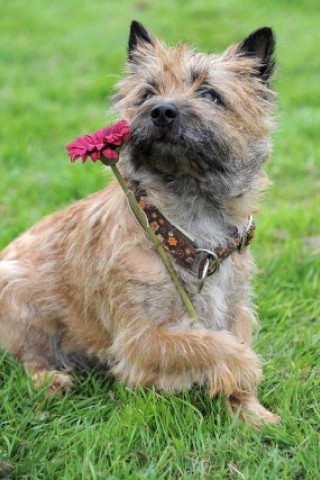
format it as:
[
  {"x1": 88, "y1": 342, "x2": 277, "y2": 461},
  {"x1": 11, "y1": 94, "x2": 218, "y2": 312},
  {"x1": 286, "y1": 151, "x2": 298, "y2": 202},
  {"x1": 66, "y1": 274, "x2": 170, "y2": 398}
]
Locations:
[{"x1": 0, "y1": 21, "x2": 279, "y2": 423}]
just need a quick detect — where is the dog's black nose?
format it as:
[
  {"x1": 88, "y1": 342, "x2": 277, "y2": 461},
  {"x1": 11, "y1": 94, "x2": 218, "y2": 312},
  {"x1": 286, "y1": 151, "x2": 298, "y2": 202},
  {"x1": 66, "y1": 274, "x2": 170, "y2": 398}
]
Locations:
[{"x1": 151, "y1": 103, "x2": 178, "y2": 127}]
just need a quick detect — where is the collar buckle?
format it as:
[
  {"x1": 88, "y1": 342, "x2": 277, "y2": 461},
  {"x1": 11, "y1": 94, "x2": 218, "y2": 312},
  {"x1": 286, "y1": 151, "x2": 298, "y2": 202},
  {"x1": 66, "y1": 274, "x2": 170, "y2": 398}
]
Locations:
[{"x1": 196, "y1": 248, "x2": 221, "y2": 291}]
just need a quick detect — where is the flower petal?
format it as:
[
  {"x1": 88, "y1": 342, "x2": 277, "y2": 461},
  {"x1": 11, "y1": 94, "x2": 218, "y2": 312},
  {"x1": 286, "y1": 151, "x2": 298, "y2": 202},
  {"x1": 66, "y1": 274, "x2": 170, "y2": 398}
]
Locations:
[
  {"x1": 90, "y1": 150, "x2": 101, "y2": 161},
  {"x1": 101, "y1": 147, "x2": 119, "y2": 159},
  {"x1": 66, "y1": 120, "x2": 130, "y2": 164}
]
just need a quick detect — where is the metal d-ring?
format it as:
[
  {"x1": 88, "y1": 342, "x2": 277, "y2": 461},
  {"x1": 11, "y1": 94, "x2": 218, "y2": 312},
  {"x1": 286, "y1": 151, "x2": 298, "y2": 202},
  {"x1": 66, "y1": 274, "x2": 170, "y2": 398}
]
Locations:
[
  {"x1": 239, "y1": 215, "x2": 253, "y2": 253},
  {"x1": 197, "y1": 248, "x2": 221, "y2": 291}
]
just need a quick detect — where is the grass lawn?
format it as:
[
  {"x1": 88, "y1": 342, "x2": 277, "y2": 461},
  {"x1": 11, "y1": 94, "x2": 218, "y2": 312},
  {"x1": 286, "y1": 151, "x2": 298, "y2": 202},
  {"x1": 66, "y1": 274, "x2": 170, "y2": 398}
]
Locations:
[{"x1": 0, "y1": 0, "x2": 319, "y2": 478}]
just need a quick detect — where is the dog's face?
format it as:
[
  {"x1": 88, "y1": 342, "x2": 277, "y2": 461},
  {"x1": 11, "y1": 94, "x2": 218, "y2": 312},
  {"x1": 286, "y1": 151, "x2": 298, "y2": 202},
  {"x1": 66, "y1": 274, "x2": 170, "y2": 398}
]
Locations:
[{"x1": 114, "y1": 22, "x2": 275, "y2": 192}]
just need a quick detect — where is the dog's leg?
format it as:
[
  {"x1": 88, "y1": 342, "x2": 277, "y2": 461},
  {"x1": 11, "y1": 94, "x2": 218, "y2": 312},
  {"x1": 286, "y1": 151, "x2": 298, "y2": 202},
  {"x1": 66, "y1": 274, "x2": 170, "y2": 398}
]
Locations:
[
  {"x1": 0, "y1": 260, "x2": 73, "y2": 395},
  {"x1": 3, "y1": 330, "x2": 73, "y2": 396},
  {"x1": 20, "y1": 331, "x2": 73, "y2": 396},
  {"x1": 228, "y1": 394, "x2": 280, "y2": 425},
  {"x1": 109, "y1": 317, "x2": 262, "y2": 397},
  {"x1": 229, "y1": 307, "x2": 280, "y2": 425},
  {"x1": 4, "y1": 323, "x2": 73, "y2": 396},
  {"x1": 26, "y1": 367, "x2": 73, "y2": 396}
]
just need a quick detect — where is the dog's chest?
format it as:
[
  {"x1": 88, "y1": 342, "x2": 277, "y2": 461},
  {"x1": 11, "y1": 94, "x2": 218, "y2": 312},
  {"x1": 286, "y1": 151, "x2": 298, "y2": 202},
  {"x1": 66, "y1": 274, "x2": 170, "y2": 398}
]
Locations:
[
  {"x1": 128, "y1": 178, "x2": 252, "y2": 331},
  {"x1": 177, "y1": 253, "x2": 247, "y2": 331}
]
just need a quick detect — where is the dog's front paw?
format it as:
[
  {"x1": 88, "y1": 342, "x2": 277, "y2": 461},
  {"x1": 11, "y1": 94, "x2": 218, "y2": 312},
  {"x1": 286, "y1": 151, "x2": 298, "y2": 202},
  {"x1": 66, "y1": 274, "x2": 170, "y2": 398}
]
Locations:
[
  {"x1": 208, "y1": 337, "x2": 262, "y2": 397},
  {"x1": 229, "y1": 394, "x2": 281, "y2": 425}
]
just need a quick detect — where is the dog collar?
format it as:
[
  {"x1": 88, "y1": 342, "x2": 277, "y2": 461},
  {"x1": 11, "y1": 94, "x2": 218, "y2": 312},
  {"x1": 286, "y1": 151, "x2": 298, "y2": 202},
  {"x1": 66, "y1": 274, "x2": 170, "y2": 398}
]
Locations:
[{"x1": 129, "y1": 182, "x2": 255, "y2": 289}]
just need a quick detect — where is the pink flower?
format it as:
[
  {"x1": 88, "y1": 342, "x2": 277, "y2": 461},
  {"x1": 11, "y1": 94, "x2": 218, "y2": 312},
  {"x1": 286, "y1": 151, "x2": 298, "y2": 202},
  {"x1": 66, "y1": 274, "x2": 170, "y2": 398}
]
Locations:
[{"x1": 66, "y1": 120, "x2": 130, "y2": 163}]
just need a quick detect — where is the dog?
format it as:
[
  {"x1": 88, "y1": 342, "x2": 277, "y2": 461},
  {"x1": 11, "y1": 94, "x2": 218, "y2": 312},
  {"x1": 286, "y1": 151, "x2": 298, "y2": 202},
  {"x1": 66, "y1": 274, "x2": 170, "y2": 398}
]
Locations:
[{"x1": 0, "y1": 21, "x2": 279, "y2": 424}]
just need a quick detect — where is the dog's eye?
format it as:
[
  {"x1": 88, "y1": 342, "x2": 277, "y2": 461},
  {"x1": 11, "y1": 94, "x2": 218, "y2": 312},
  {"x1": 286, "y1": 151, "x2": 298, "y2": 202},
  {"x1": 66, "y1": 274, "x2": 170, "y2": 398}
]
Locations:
[
  {"x1": 144, "y1": 91, "x2": 155, "y2": 101},
  {"x1": 201, "y1": 90, "x2": 223, "y2": 105}
]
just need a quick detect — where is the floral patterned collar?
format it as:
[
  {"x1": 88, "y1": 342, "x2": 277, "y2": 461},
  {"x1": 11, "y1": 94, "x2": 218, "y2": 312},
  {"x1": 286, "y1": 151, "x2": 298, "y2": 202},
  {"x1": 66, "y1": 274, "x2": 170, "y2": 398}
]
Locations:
[{"x1": 129, "y1": 182, "x2": 255, "y2": 290}]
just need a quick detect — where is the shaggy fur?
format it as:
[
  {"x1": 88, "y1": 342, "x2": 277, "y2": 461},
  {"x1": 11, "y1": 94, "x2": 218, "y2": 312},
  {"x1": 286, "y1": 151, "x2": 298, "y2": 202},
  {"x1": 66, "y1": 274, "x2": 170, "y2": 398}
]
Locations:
[{"x1": 0, "y1": 21, "x2": 279, "y2": 424}]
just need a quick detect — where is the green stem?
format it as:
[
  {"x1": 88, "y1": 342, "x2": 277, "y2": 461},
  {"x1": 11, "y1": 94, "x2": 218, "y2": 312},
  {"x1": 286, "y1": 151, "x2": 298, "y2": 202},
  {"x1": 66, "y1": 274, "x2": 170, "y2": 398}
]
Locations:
[{"x1": 108, "y1": 161, "x2": 199, "y2": 323}]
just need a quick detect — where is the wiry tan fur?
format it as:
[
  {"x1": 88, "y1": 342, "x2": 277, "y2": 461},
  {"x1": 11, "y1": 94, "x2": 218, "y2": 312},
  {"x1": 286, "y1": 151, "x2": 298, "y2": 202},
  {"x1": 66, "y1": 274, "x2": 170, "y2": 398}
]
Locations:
[{"x1": 0, "y1": 23, "x2": 280, "y2": 424}]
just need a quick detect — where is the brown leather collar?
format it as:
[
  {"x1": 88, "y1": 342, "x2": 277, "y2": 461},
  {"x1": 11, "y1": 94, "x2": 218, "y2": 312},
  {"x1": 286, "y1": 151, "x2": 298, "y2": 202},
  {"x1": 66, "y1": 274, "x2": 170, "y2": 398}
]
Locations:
[{"x1": 130, "y1": 182, "x2": 255, "y2": 286}]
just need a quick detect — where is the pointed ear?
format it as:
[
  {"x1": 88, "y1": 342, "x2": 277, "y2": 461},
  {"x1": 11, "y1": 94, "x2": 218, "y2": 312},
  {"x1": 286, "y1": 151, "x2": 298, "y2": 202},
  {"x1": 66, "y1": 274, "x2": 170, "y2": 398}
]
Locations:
[
  {"x1": 237, "y1": 27, "x2": 276, "y2": 81},
  {"x1": 128, "y1": 20, "x2": 154, "y2": 60}
]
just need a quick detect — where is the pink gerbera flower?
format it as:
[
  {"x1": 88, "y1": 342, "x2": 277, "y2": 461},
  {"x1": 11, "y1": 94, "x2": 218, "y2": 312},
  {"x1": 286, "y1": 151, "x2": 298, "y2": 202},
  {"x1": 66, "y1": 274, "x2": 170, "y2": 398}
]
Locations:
[{"x1": 66, "y1": 120, "x2": 130, "y2": 163}]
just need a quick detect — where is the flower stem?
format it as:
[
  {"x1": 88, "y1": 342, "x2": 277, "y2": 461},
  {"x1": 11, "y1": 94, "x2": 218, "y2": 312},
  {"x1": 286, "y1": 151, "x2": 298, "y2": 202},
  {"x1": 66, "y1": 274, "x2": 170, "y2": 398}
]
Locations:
[
  {"x1": 105, "y1": 159, "x2": 232, "y2": 410},
  {"x1": 108, "y1": 161, "x2": 199, "y2": 323}
]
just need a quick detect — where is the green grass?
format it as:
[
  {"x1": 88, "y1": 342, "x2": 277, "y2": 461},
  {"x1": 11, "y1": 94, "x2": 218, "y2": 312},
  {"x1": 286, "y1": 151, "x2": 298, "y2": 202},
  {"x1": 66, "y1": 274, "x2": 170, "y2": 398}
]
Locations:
[{"x1": 0, "y1": 0, "x2": 319, "y2": 478}]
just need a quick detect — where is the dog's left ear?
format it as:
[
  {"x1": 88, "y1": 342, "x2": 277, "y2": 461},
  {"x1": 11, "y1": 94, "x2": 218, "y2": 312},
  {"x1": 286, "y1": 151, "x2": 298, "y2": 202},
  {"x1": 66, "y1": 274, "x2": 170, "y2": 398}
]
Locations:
[
  {"x1": 237, "y1": 27, "x2": 276, "y2": 81},
  {"x1": 128, "y1": 20, "x2": 154, "y2": 60}
]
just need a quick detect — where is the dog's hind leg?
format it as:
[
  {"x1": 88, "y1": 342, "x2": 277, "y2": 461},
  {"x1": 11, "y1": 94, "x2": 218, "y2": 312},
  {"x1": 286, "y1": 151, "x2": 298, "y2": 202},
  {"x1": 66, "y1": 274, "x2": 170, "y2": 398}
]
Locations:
[
  {"x1": 20, "y1": 330, "x2": 73, "y2": 395},
  {"x1": 0, "y1": 260, "x2": 73, "y2": 395}
]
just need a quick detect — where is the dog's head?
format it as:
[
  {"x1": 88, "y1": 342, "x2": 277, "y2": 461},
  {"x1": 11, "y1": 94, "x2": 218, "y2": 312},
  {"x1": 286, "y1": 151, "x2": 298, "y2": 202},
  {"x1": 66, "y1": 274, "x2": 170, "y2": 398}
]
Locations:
[{"x1": 114, "y1": 21, "x2": 276, "y2": 190}]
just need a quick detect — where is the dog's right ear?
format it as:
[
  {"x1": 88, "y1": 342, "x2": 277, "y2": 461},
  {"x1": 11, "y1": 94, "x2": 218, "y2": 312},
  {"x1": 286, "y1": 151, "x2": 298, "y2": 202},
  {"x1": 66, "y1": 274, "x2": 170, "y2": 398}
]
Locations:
[{"x1": 128, "y1": 20, "x2": 154, "y2": 60}]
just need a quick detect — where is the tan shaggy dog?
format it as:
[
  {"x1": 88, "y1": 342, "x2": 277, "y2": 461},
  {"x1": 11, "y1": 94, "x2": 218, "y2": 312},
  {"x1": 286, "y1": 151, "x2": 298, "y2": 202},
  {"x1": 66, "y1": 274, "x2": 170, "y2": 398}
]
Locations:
[{"x1": 0, "y1": 21, "x2": 280, "y2": 424}]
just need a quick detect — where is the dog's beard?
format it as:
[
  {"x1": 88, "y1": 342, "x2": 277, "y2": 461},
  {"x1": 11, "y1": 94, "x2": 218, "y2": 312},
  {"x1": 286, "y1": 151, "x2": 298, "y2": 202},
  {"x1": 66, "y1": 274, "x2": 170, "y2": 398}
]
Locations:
[
  {"x1": 129, "y1": 120, "x2": 229, "y2": 177},
  {"x1": 127, "y1": 99, "x2": 234, "y2": 177}
]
